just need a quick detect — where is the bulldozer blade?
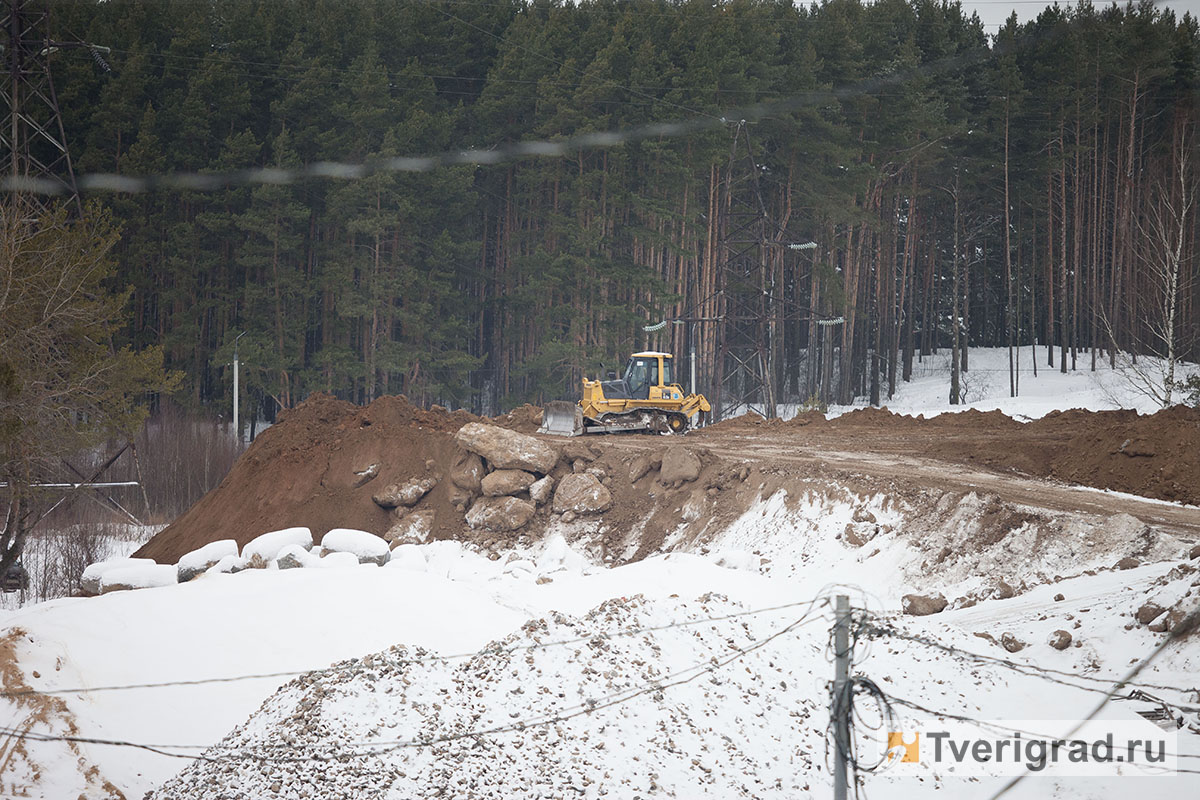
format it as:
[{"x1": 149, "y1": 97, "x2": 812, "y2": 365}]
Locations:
[{"x1": 538, "y1": 401, "x2": 584, "y2": 437}]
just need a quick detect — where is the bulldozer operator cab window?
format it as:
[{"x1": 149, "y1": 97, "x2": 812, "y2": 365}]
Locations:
[{"x1": 624, "y1": 357, "x2": 657, "y2": 400}]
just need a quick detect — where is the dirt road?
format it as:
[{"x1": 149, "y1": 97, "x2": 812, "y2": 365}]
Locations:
[{"x1": 674, "y1": 430, "x2": 1200, "y2": 538}]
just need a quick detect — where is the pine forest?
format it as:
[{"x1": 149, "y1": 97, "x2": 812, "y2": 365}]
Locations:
[{"x1": 42, "y1": 0, "x2": 1200, "y2": 423}]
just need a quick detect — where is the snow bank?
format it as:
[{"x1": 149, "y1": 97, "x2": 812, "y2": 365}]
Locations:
[
  {"x1": 320, "y1": 528, "x2": 390, "y2": 565},
  {"x1": 242, "y1": 527, "x2": 312, "y2": 562},
  {"x1": 315, "y1": 551, "x2": 362, "y2": 569},
  {"x1": 386, "y1": 544, "x2": 427, "y2": 572}
]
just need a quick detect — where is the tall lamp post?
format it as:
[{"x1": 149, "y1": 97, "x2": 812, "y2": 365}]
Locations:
[{"x1": 232, "y1": 331, "x2": 245, "y2": 445}]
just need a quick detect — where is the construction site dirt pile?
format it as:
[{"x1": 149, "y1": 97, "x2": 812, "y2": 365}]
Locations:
[
  {"x1": 135, "y1": 394, "x2": 476, "y2": 564},
  {"x1": 136, "y1": 397, "x2": 1200, "y2": 566}
]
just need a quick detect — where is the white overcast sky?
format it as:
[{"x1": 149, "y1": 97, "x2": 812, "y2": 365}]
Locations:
[{"x1": 958, "y1": 0, "x2": 1199, "y2": 32}]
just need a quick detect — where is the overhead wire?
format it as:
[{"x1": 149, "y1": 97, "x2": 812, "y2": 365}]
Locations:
[
  {"x1": 0, "y1": 597, "x2": 831, "y2": 764},
  {"x1": 984, "y1": 600, "x2": 1200, "y2": 799},
  {"x1": 881, "y1": 692, "x2": 1200, "y2": 772},
  {"x1": 824, "y1": 602, "x2": 1200, "y2": 794},
  {"x1": 865, "y1": 621, "x2": 1200, "y2": 710},
  {"x1": 0, "y1": 593, "x2": 828, "y2": 699}
]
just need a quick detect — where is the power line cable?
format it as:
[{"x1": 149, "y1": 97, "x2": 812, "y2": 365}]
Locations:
[
  {"x1": 0, "y1": 599, "x2": 830, "y2": 764},
  {"x1": 0, "y1": 594, "x2": 827, "y2": 698},
  {"x1": 867, "y1": 622, "x2": 1200, "y2": 710},
  {"x1": 881, "y1": 692, "x2": 1200, "y2": 771},
  {"x1": 984, "y1": 599, "x2": 1200, "y2": 798}
]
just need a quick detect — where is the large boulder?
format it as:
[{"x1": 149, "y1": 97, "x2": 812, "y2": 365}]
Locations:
[
  {"x1": 1136, "y1": 601, "x2": 1166, "y2": 625},
  {"x1": 177, "y1": 539, "x2": 240, "y2": 583},
  {"x1": 276, "y1": 544, "x2": 320, "y2": 570},
  {"x1": 385, "y1": 509, "x2": 436, "y2": 545},
  {"x1": 321, "y1": 528, "x2": 391, "y2": 566},
  {"x1": 629, "y1": 452, "x2": 662, "y2": 482},
  {"x1": 99, "y1": 564, "x2": 177, "y2": 594},
  {"x1": 351, "y1": 463, "x2": 380, "y2": 488},
  {"x1": 372, "y1": 477, "x2": 437, "y2": 509},
  {"x1": 481, "y1": 469, "x2": 537, "y2": 497},
  {"x1": 465, "y1": 496, "x2": 536, "y2": 532},
  {"x1": 244, "y1": 527, "x2": 313, "y2": 563},
  {"x1": 1047, "y1": 630, "x2": 1073, "y2": 650},
  {"x1": 659, "y1": 445, "x2": 701, "y2": 487},
  {"x1": 455, "y1": 422, "x2": 559, "y2": 474},
  {"x1": 901, "y1": 593, "x2": 948, "y2": 617},
  {"x1": 450, "y1": 447, "x2": 485, "y2": 493},
  {"x1": 1000, "y1": 632, "x2": 1026, "y2": 653},
  {"x1": 81, "y1": 558, "x2": 157, "y2": 596},
  {"x1": 529, "y1": 475, "x2": 555, "y2": 506},
  {"x1": 560, "y1": 440, "x2": 600, "y2": 463},
  {"x1": 552, "y1": 472, "x2": 613, "y2": 515}
]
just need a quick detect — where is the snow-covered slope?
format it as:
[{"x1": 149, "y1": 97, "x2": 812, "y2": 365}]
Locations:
[
  {"x1": 147, "y1": 561, "x2": 1198, "y2": 800},
  {"x1": 818, "y1": 346, "x2": 1199, "y2": 419},
  {"x1": 2, "y1": 527, "x2": 1197, "y2": 799}
]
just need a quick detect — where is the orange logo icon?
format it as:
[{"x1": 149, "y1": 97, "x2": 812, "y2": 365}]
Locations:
[{"x1": 888, "y1": 731, "x2": 920, "y2": 763}]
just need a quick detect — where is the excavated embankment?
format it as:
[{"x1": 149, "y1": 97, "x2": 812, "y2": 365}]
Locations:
[{"x1": 136, "y1": 395, "x2": 1200, "y2": 567}]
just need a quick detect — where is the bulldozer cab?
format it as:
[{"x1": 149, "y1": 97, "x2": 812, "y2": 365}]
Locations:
[{"x1": 624, "y1": 352, "x2": 675, "y2": 400}]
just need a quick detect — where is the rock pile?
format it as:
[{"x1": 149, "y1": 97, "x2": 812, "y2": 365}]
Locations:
[{"x1": 81, "y1": 525, "x2": 401, "y2": 595}]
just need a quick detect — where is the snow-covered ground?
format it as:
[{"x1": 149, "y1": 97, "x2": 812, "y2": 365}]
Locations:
[
  {"x1": 812, "y1": 346, "x2": 1200, "y2": 420},
  {"x1": 2, "y1": 529, "x2": 1196, "y2": 799},
  {"x1": 1, "y1": 347, "x2": 1197, "y2": 798}
]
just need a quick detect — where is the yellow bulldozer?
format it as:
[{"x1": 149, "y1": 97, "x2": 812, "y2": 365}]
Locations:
[{"x1": 539, "y1": 351, "x2": 711, "y2": 436}]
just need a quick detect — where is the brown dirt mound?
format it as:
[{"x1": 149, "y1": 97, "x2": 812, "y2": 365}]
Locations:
[
  {"x1": 135, "y1": 394, "x2": 764, "y2": 566},
  {"x1": 691, "y1": 403, "x2": 1199, "y2": 505},
  {"x1": 135, "y1": 394, "x2": 473, "y2": 564},
  {"x1": 701, "y1": 411, "x2": 770, "y2": 432},
  {"x1": 918, "y1": 405, "x2": 1200, "y2": 502}
]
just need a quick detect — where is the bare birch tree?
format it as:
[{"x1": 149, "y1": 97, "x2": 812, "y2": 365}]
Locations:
[{"x1": 1110, "y1": 125, "x2": 1198, "y2": 407}]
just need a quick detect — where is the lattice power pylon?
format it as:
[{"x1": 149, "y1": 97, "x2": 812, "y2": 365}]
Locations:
[
  {"x1": 713, "y1": 121, "x2": 779, "y2": 421},
  {"x1": 2, "y1": 0, "x2": 82, "y2": 213}
]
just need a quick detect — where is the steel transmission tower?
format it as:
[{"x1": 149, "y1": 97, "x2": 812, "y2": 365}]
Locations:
[
  {"x1": 714, "y1": 121, "x2": 779, "y2": 421},
  {"x1": 2, "y1": 0, "x2": 83, "y2": 212}
]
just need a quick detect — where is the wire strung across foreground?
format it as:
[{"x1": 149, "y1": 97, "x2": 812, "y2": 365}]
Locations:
[
  {"x1": 0, "y1": 595, "x2": 829, "y2": 699},
  {"x1": 0, "y1": 597, "x2": 832, "y2": 763}
]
